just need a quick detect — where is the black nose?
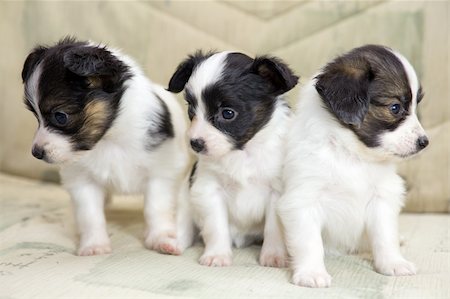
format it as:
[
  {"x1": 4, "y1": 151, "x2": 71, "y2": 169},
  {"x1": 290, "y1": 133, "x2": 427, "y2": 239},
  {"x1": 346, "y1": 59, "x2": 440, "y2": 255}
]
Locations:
[
  {"x1": 417, "y1": 136, "x2": 429, "y2": 150},
  {"x1": 32, "y1": 146, "x2": 45, "y2": 160},
  {"x1": 190, "y1": 138, "x2": 206, "y2": 153}
]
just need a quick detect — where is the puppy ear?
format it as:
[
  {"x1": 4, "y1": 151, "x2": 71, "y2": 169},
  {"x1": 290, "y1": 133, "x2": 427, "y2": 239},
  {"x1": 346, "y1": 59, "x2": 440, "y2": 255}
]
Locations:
[
  {"x1": 63, "y1": 46, "x2": 128, "y2": 91},
  {"x1": 64, "y1": 46, "x2": 111, "y2": 76},
  {"x1": 251, "y1": 56, "x2": 299, "y2": 95},
  {"x1": 22, "y1": 46, "x2": 47, "y2": 82},
  {"x1": 167, "y1": 51, "x2": 215, "y2": 93},
  {"x1": 315, "y1": 57, "x2": 373, "y2": 126}
]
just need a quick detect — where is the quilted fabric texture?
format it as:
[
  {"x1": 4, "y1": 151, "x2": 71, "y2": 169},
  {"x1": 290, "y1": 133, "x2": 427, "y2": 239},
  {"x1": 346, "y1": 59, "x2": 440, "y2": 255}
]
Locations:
[
  {"x1": 0, "y1": 1, "x2": 448, "y2": 211},
  {"x1": 1, "y1": 173, "x2": 449, "y2": 298}
]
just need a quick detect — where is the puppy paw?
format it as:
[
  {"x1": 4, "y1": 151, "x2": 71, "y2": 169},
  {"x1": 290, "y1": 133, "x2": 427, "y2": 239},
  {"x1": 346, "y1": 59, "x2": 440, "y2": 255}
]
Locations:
[
  {"x1": 144, "y1": 232, "x2": 181, "y2": 255},
  {"x1": 78, "y1": 243, "x2": 112, "y2": 256},
  {"x1": 259, "y1": 252, "x2": 287, "y2": 268},
  {"x1": 199, "y1": 254, "x2": 232, "y2": 267},
  {"x1": 375, "y1": 258, "x2": 417, "y2": 276},
  {"x1": 292, "y1": 270, "x2": 332, "y2": 288}
]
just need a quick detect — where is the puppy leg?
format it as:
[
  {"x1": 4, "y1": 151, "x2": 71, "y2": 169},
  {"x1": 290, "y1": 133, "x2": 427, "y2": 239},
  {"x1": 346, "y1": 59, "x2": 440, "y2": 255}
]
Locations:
[
  {"x1": 197, "y1": 205, "x2": 232, "y2": 267},
  {"x1": 144, "y1": 178, "x2": 179, "y2": 255},
  {"x1": 279, "y1": 201, "x2": 331, "y2": 288},
  {"x1": 366, "y1": 201, "x2": 416, "y2": 276},
  {"x1": 175, "y1": 179, "x2": 196, "y2": 253},
  {"x1": 260, "y1": 193, "x2": 288, "y2": 268},
  {"x1": 70, "y1": 183, "x2": 111, "y2": 256},
  {"x1": 192, "y1": 180, "x2": 232, "y2": 267}
]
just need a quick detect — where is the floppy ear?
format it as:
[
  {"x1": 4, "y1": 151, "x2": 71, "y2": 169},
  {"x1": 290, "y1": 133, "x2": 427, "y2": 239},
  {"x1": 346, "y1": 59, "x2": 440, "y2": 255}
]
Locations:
[
  {"x1": 63, "y1": 46, "x2": 128, "y2": 91},
  {"x1": 167, "y1": 51, "x2": 215, "y2": 93},
  {"x1": 22, "y1": 46, "x2": 47, "y2": 82},
  {"x1": 251, "y1": 56, "x2": 299, "y2": 95},
  {"x1": 315, "y1": 56, "x2": 373, "y2": 126}
]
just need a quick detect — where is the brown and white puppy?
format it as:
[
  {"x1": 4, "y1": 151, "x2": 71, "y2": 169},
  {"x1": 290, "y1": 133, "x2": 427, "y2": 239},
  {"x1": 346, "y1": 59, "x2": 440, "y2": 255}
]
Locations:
[
  {"x1": 279, "y1": 45, "x2": 428, "y2": 287},
  {"x1": 22, "y1": 37, "x2": 190, "y2": 255}
]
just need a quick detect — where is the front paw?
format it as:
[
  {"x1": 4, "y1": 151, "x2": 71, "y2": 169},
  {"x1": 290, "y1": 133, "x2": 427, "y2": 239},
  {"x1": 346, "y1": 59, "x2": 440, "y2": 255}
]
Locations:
[
  {"x1": 78, "y1": 242, "x2": 112, "y2": 256},
  {"x1": 292, "y1": 269, "x2": 332, "y2": 288},
  {"x1": 375, "y1": 258, "x2": 417, "y2": 276},
  {"x1": 259, "y1": 251, "x2": 287, "y2": 268},
  {"x1": 199, "y1": 253, "x2": 232, "y2": 267},
  {"x1": 144, "y1": 231, "x2": 181, "y2": 255}
]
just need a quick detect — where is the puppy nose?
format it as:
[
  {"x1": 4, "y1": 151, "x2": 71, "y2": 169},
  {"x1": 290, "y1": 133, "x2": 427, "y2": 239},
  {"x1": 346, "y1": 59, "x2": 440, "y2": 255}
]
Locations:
[
  {"x1": 417, "y1": 136, "x2": 429, "y2": 150},
  {"x1": 190, "y1": 138, "x2": 206, "y2": 153},
  {"x1": 32, "y1": 146, "x2": 45, "y2": 160}
]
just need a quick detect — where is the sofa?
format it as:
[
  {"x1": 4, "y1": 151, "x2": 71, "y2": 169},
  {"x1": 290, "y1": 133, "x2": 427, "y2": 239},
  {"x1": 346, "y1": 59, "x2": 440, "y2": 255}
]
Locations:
[{"x1": 1, "y1": 1, "x2": 448, "y2": 298}]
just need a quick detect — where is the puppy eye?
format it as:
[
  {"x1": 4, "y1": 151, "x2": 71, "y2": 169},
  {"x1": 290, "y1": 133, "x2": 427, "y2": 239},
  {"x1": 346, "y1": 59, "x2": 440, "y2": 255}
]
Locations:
[
  {"x1": 52, "y1": 111, "x2": 69, "y2": 126},
  {"x1": 221, "y1": 108, "x2": 236, "y2": 120},
  {"x1": 390, "y1": 104, "x2": 401, "y2": 115},
  {"x1": 187, "y1": 104, "x2": 195, "y2": 119}
]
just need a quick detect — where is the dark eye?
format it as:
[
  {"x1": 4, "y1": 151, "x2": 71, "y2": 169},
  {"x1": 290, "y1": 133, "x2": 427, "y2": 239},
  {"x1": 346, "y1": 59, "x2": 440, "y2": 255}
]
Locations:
[
  {"x1": 221, "y1": 108, "x2": 236, "y2": 120},
  {"x1": 390, "y1": 104, "x2": 401, "y2": 115},
  {"x1": 187, "y1": 104, "x2": 195, "y2": 119},
  {"x1": 53, "y1": 111, "x2": 68, "y2": 126}
]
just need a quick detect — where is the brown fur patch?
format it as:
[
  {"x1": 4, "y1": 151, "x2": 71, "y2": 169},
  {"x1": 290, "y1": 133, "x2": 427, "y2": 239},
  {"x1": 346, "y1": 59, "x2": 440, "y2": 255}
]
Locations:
[
  {"x1": 354, "y1": 98, "x2": 408, "y2": 146},
  {"x1": 86, "y1": 76, "x2": 102, "y2": 88},
  {"x1": 367, "y1": 99, "x2": 399, "y2": 122},
  {"x1": 76, "y1": 100, "x2": 112, "y2": 146},
  {"x1": 340, "y1": 62, "x2": 367, "y2": 78}
]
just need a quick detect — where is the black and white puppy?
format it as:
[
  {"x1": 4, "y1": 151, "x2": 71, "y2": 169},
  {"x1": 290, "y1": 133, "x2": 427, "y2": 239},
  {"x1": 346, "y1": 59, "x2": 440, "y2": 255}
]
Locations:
[
  {"x1": 22, "y1": 38, "x2": 190, "y2": 256},
  {"x1": 168, "y1": 51, "x2": 298, "y2": 267},
  {"x1": 279, "y1": 45, "x2": 429, "y2": 287}
]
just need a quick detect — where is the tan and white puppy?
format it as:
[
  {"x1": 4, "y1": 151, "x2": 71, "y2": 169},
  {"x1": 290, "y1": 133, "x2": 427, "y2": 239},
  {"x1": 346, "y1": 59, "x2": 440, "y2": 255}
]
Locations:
[
  {"x1": 22, "y1": 38, "x2": 190, "y2": 256},
  {"x1": 279, "y1": 45, "x2": 428, "y2": 287},
  {"x1": 168, "y1": 51, "x2": 298, "y2": 267}
]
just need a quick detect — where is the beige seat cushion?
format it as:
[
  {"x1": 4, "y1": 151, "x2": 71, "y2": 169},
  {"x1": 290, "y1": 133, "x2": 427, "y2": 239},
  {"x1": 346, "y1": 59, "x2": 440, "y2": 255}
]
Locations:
[{"x1": 1, "y1": 173, "x2": 449, "y2": 298}]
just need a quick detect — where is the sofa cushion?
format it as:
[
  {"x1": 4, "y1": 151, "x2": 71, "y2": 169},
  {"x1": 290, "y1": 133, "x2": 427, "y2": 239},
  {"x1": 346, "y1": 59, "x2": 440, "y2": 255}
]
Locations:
[{"x1": 0, "y1": 1, "x2": 447, "y2": 212}]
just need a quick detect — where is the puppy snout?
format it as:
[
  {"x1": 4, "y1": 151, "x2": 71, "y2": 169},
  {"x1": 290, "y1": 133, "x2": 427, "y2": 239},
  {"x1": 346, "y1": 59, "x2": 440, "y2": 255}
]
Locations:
[
  {"x1": 190, "y1": 138, "x2": 206, "y2": 153},
  {"x1": 32, "y1": 146, "x2": 45, "y2": 160},
  {"x1": 416, "y1": 135, "x2": 429, "y2": 150}
]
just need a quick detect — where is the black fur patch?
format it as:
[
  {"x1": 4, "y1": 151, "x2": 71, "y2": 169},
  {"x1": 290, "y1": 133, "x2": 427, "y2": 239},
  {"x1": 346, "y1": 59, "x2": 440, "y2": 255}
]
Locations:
[
  {"x1": 184, "y1": 89, "x2": 198, "y2": 121},
  {"x1": 189, "y1": 161, "x2": 198, "y2": 188},
  {"x1": 146, "y1": 93, "x2": 175, "y2": 150},
  {"x1": 315, "y1": 45, "x2": 419, "y2": 147},
  {"x1": 202, "y1": 53, "x2": 296, "y2": 149},
  {"x1": 22, "y1": 36, "x2": 131, "y2": 151}
]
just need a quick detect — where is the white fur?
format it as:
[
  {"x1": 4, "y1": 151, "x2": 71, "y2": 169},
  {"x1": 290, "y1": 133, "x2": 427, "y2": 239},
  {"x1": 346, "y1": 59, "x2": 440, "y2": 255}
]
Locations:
[
  {"x1": 188, "y1": 117, "x2": 233, "y2": 158},
  {"x1": 279, "y1": 53, "x2": 425, "y2": 287},
  {"x1": 25, "y1": 62, "x2": 43, "y2": 119},
  {"x1": 27, "y1": 49, "x2": 190, "y2": 256}
]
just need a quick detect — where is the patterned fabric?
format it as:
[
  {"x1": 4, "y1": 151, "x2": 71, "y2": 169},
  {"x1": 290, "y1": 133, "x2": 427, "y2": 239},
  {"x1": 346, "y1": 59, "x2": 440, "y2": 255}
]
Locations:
[
  {"x1": 0, "y1": 173, "x2": 449, "y2": 298},
  {"x1": 0, "y1": 1, "x2": 447, "y2": 211}
]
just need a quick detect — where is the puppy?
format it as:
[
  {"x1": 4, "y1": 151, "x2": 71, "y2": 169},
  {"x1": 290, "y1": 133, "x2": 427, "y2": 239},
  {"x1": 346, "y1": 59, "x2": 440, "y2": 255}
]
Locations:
[
  {"x1": 167, "y1": 51, "x2": 298, "y2": 267},
  {"x1": 279, "y1": 45, "x2": 429, "y2": 287},
  {"x1": 21, "y1": 37, "x2": 190, "y2": 256}
]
